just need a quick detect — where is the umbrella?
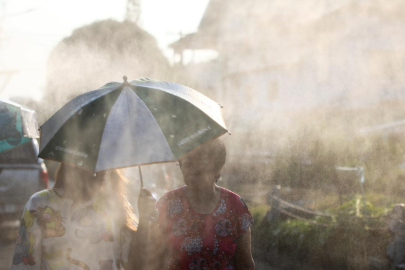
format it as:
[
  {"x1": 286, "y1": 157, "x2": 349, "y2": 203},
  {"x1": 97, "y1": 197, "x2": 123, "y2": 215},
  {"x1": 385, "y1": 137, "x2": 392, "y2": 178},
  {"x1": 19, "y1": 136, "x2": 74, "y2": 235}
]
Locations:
[
  {"x1": 0, "y1": 99, "x2": 39, "y2": 153},
  {"x1": 38, "y1": 77, "x2": 228, "y2": 184}
]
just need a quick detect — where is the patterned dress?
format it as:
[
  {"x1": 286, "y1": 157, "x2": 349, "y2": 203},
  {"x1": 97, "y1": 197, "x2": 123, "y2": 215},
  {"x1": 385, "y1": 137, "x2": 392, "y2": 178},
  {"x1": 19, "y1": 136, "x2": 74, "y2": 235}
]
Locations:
[
  {"x1": 156, "y1": 186, "x2": 254, "y2": 270},
  {"x1": 10, "y1": 188, "x2": 134, "y2": 270}
]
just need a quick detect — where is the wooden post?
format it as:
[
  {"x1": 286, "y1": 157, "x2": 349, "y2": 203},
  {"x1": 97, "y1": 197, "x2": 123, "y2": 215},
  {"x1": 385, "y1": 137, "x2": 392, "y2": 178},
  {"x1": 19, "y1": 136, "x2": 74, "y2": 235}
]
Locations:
[
  {"x1": 392, "y1": 204, "x2": 405, "y2": 269},
  {"x1": 266, "y1": 185, "x2": 281, "y2": 223}
]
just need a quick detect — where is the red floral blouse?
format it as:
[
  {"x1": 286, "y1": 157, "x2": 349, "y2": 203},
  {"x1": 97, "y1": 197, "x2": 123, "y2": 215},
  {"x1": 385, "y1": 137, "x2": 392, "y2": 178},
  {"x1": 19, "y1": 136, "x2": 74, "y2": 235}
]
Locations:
[{"x1": 156, "y1": 186, "x2": 254, "y2": 270}]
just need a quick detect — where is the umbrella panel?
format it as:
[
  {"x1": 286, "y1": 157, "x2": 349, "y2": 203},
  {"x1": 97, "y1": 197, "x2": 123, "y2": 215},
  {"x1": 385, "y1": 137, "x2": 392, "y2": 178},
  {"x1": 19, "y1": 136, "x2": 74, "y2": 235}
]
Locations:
[
  {"x1": 39, "y1": 83, "x2": 121, "y2": 150},
  {"x1": 95, "y1": 87, "x2": 175, "y2": 171},
  {"x1": 39, "y1": 90, "x2": 122, "y2": 171},
  {"x1": 132, "y1": 86, "x2": 227, "y2": 159}
]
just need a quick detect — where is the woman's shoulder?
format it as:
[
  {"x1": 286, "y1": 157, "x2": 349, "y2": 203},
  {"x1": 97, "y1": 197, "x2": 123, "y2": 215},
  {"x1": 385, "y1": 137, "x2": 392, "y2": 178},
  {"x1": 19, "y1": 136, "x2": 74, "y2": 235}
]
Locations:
[
  {"x1": 220, "y1": 187, "x2": 249, "y2": 209},
  {"x1": 156, "y1": 186, "x2": 185, "y2": 206},
  {"x1": 160, "y1": 185, "x2": 186, "y2": 198},
  {"x1": 220, "y1": 187, "x2": 254, "y2": 231},
  {"x1": 220, "y1": 187, "x2": 240, "y2": 196},
  {"x1": 220, "y1": 187, "x2": 243, "y2": 200},
  {"x1": 26, "y1": 189, "x2": 61, "y2": 209}
]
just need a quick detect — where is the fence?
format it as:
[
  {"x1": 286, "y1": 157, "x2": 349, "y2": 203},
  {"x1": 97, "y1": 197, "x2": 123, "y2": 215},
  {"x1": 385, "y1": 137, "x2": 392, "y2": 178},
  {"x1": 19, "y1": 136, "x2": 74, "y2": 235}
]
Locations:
[{"x1": 265, "y1": 185, "x2": 405, "y2": 269}]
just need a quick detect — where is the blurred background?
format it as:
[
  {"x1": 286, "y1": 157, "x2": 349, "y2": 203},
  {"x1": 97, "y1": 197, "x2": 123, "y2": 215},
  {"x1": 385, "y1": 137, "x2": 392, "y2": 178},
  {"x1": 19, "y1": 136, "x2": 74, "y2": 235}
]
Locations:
[{"x1": 2, "y1": 0, "x2": 405, "y2": 269}]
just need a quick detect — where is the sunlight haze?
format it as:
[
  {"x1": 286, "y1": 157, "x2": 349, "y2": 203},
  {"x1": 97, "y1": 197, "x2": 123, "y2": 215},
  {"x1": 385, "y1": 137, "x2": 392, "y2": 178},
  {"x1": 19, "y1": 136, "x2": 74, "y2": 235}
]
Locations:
[{"x1": 0, "y1": 0, "x2": 209, "y2": 100}]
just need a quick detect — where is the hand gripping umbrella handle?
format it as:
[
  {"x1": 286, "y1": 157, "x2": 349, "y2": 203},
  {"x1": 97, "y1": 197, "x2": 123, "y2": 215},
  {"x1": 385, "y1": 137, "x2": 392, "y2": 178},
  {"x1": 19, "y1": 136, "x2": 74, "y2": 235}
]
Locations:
[{"x1": 138, "y1": 166, "x2": 144, "y2": 188}]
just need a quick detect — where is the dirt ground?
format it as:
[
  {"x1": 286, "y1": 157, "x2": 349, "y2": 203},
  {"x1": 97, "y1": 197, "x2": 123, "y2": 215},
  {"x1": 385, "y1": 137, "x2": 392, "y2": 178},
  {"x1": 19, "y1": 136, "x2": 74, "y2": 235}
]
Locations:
[
  {"x1": 0, "y1": 219, "x2": 275, "y2": 270},
  {"x1": 0, "y1": 220, "x2": 19, "y2": 270}
]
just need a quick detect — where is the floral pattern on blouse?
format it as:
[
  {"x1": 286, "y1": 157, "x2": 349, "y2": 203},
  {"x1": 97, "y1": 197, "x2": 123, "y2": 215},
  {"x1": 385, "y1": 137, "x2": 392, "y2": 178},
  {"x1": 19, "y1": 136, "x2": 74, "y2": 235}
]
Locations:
[
  {"x1": 172, "y1": 219, "x2": 188, "y2": 236},
  {"x1": 11, "y1": 188, "x2": 133, "y2": 270},
  {"x1": 168, "y1": 198, "x2": 183, "y2": 217},
  {"x1": 215, "y1": 218, "x2": 232, "y2": 237},
  {"x1": 182, "y1": 236, "x2": 203, "y2": 255},
  {"x1": 156, "y1": 186, "x2": 254, "y2": 270},
  {"x1": 213, "y1": 199, "x2": 226, "y2": 216}
]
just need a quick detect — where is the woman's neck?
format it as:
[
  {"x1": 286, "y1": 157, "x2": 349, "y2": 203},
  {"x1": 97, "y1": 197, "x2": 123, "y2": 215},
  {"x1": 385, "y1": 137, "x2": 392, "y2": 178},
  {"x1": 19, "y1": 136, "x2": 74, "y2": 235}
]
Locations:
[
  {"x1": 62, "y1": 187, "x2": 90, "y2": 203},
  {"x1": 185, "y1": 184, "x2": 221, "y2": 214},
  {"x1": 188, "y1": 184, "x2": 216, "y2": 199},
  {"x1": 63, "y1": 179, "x2": 102, "y2": 203}
]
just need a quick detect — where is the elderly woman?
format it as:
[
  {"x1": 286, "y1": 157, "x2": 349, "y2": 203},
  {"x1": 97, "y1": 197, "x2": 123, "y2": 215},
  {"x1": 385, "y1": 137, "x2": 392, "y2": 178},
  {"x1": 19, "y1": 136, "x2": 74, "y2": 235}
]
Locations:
[
  {"x1": 11, "y1": 164, "x2": 155, "y2": 270},
  {"x1": 150, "y1": 139, "x2": 255, "y2": 270}
]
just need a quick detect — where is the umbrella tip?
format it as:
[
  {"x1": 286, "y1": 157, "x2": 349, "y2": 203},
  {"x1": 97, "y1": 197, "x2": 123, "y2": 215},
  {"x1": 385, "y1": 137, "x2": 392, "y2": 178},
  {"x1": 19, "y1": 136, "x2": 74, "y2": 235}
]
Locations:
[{"x1": 123, "y1": 75, "x2": 128, "y2": 84}]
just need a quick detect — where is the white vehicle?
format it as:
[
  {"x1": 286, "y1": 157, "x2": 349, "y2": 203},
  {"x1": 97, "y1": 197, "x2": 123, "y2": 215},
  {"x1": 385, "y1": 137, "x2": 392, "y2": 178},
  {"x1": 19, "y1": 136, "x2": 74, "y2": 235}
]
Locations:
[
  {"x1": 0, "y1": 138, "x2": 48, "y2": 221},
  {"x1": 0, "y1": 101, "x2": 48, "y2": 222}
]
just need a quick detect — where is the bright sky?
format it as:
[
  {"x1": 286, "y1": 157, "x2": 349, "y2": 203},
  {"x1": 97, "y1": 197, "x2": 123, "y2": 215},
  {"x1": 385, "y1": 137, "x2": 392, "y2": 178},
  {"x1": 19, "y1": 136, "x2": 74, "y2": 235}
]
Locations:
[{"x1": 0, "y1": 0, "x2": 210, "y2": 100}]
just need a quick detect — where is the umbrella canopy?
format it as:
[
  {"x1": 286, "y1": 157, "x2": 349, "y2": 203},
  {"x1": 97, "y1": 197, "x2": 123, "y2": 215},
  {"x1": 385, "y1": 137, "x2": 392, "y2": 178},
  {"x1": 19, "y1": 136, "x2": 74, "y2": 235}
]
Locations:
[
  {"x1": 38, "y1": 77, "x2": 228, "y2": 172},
  {"x1": 0, "y1": 99, "x2": 39, "y2": 153}
]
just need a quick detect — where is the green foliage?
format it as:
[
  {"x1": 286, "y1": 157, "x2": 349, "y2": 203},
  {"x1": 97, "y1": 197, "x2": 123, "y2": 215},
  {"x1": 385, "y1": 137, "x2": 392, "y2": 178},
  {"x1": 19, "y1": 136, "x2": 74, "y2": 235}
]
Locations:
[
  {"x1": 250, "y1": 205, "x2": 270, "y2": 223},
  {"x1": 251, "y1": 198, "x2": 391, "y2": 268}
]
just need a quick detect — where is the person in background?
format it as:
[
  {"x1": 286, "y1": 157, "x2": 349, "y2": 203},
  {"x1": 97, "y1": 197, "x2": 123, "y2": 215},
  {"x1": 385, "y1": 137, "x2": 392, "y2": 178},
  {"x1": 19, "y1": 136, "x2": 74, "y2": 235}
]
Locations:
[
  {"x1": 11, "y1": 163, "x2": 155, "y2": 270},
  {"x1": 149, "y1": 139, "x2": 255, "y2": 270}
]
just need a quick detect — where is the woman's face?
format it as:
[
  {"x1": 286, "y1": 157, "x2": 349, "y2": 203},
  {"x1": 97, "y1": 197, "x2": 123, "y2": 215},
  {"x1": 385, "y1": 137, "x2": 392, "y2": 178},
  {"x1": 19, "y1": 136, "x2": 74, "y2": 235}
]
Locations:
[
  {"x1": 64, "y1": 166, "x2": 107, "y2": 196},
  {"x1": 64, "y1": 165, "x2": 93, "y2": 181},
  {"x1": 180, "y1": 155, "x2": 217, "y2": 188}
]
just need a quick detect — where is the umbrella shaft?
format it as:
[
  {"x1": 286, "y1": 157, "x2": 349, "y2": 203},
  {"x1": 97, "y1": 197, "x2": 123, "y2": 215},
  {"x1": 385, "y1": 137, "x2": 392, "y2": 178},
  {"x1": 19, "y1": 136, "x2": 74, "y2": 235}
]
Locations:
[{"x1": 138, "y1": 166, "x2": 143, "y2": 187}]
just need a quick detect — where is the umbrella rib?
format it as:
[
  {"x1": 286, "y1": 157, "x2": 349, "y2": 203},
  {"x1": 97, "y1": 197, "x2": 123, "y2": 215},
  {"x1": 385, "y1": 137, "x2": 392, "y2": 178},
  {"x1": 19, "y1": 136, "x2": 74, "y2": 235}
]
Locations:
[
  {"x1": 124, "y1": 87, "x2": 132, "y2": 122},
  {"x1": 94, "y1": 89, "x2": 127, "y2": 172}
]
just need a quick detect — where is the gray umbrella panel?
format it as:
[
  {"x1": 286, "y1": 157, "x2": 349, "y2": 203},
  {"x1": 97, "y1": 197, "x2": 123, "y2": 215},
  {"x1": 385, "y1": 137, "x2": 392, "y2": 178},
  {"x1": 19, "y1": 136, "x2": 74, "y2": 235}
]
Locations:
[
  {"x1": 128, "y1": 82, "x2": 227, "y2": 160},
  {"x1": 130, "y1": 79, "x2": 226, "y2": 129},
  {"x1": 95, "y1": 87, "x2": 175, "y2": 171},
  {"x1": 39, "y1": 83, "x2": 121, "y2": 154}
]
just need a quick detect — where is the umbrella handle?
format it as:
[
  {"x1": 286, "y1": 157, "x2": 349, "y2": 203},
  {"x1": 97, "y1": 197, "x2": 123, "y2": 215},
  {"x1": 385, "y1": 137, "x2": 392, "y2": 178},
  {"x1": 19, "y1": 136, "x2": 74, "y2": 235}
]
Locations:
[{"x1": 138, "y1": 166, "x2": 143, "y2": 188}]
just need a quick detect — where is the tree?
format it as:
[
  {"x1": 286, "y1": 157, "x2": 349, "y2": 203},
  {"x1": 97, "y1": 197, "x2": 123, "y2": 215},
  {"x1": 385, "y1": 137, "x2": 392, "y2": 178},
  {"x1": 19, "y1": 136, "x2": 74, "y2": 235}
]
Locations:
[{"x1": 42, "y1": 19, "x2": 170, "y2": 124}]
